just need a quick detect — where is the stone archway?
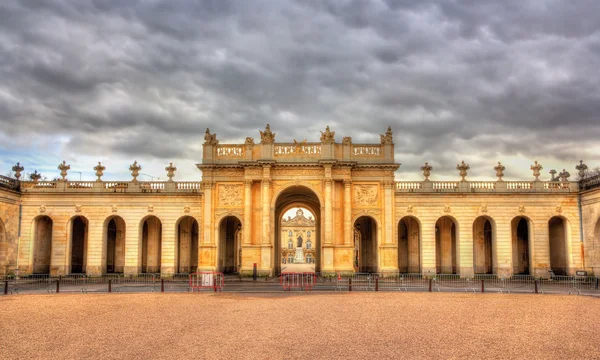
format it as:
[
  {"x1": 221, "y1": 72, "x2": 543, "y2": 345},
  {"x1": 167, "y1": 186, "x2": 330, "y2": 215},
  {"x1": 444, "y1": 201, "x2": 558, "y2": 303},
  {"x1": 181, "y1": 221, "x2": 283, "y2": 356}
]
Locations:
[
  {"x1": 473, "y1": 216, "x2": 495, "y2": 274},
  {"x1": 176, "y1": 216, "x2": 199, "y2": 273},
  {"x1": 274, "y1": 186, "x2": 322, "y2": 274},
  {"x1": 511, "y1": 216, "x2": 532, "y2": 275},
  {"x1": 33, "y1": 216, "x2": 53, "y2": 274},
  {"x1": 354, "y1": 216, "x2": 378, "y2": 273},
  {"x1": 140, "y1": 216, "x2": 162, "y2": 273},
  {"x1": 218, "y1": 215, "x2": 242, "y2": 274},
  {"x1": 398, "y1": 216, "x2": 421, "y2": 273},
  {"x1": 104, "y1": 216, "x2": 125, "y2": 274},
  {"x1": 549, "y1": 216, "x2": 569, "y2": 275},
  {"x1": 435, "y1": 216, "x2": 458, "y2": 274},
  {"x1": 69, "y1": 216, "x2": 88, "y2": 274}
]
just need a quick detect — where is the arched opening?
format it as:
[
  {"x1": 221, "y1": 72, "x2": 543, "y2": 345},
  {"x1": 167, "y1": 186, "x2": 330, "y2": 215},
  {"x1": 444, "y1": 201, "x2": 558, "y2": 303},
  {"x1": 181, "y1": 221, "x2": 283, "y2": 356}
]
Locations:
[
  {"x1": 104, "y1": 216, "x2": 125, "y2": 274},
  {"x1": 218, "y1": 216, "x2": 241, "y2": 274},
  {"x1": 398, "y1": 216, "x2": 420, "y2": 273},
  {"x1": 69, "y1": 216, "x2": 88, "y2": 274},
  {"x1": 511, "y1": 216, "x2": 531, "y2": 275},
  {"x1": 473, "y1": 216, "x2": 495, "y2": 274},
  {"x1": 141, "y1": 216, "x2": 162, "y2": 273},
  {"x1": 274, "y1": 186, "x2": 322, "y2": 274},
  {"x1": 33, "y1": 216, "x2": 53, "y2": 274},
  {"x1": 549, "y1": 216, "x2": 568, "y2": 275},
  {"x1": 435, "y1": 216, "x2": 458, "y2": 274},
  {"x1": 354, "y1": 216, "x2": 378, "y2": 273},
  {"x1": 176, "y1": 216, "x2": 199, "y2": 273},
  {"x1": 280, "y1": 207, "x2": 316, "y2": 268}
]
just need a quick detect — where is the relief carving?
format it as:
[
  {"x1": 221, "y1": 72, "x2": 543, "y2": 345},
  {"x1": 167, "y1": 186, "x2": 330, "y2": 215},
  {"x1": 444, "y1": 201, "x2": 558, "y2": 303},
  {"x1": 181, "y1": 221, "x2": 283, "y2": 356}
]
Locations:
[
  {"x1": 219, "y1": 184, "x2": 242, "y2": 206},
  {"x1": 354, "y1": 185, "x2": 378, "y2": 206}
]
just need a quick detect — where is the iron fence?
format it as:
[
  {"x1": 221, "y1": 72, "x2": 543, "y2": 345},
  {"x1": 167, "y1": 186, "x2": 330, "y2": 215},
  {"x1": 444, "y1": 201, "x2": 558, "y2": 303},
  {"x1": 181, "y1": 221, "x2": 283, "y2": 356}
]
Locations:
[{"x1": 3, "y1": 273, "x2": 600, "y2": 296}]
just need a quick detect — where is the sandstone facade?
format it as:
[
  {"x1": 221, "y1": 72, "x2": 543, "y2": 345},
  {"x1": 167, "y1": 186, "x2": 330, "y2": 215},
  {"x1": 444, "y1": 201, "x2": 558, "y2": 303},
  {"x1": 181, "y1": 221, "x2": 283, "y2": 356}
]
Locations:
[{"x1": 1, "y1": 125, "x2": 598, "y2": 277}]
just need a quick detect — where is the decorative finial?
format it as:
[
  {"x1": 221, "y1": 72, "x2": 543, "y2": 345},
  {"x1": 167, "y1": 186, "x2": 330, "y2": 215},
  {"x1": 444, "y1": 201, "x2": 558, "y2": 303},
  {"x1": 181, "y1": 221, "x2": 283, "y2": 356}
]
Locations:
[
  {"x1": 320, "y1": 126, "x2": 335, "y2": 144},
  {"x1": 57, "y1": 160, "x2": 70, "y2": 181},
  {"x1": 456, "y1": 161, "x2": 470, "y2": 181},
  {"x1": 94, "y1": 162, "x2": 105, "y2": 182},
  {"x1": 29, "y1": 170, "x2": 41, "y2": 182},
  {"x1": 244, "y1": 137, "x2": 254, "y2": 145},
  {"x1": 12, "y1": 162, "x2": 24, "y2": 180},
  {"x1": 530, "y1": 160, "x2": 543, "y2": 181},
  {"x1": 380, "y1": 126, "x2": 393, "y2": 145},
  {"x1": 421, "y1": 162, "x2": 433, "y2": 181},
  {"x1": 129, "y1": 161, "x2": 142, "y2": 183},
  {"x1": 559, "y1": 169, "x2": 570, "y2": 183},
  {"x1": 165, "y1": 162, "x2": 177, "y2": 182},
  {"x1": 549, "y1": 169, "x2": 558, "y2": 181},
  {"x1": 494, "y1": 162, "x2": 505, "y2": 181},
  {"x1": 204, "y1": 128, "x2": 219, "y2": 145},
  {"x1": 342, "y1": 136, "x2": 352, "y2": 145},
  {"x1": 259, "y1": 124, "x2": 275, "y2": 144},
  {"x1": 576, "y1": 160, "x2": 588, "y2": 179}
]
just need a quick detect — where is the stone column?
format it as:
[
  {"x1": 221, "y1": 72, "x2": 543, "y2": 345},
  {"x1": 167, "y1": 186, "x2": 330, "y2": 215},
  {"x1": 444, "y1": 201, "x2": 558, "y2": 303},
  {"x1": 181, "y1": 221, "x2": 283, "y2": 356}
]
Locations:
[
  {"x1": 421, "y1": 220, "x2": 436, "y2": 276},
  {"x1": 243, "y1": 180, "x2": 252, "y2": 245},
  {"x1": 324, "y1": 178, "x2": 333, "y2": 245},
  {"x1": 124, "y1": 217, "x2": 141, "y2": 275},
  {"x1": 260, "y1": 165, "x2": 272, "y2": 273},
  {"x1": 199, "y1": 181, "x2": 216, "y2": 271},
  {"x1": 458, "y1": 222, "x2": 474, "y2": 278},
  {"x1": 380, "y1": 181, "x2": 398, "y2": 275},
  {"x1": 343, "y1": 179, "x2": 352, "y2": 245},
  {"x1": 495, "y1": 219, "x2": 512, "y2": 277},
  {"x1": 86, "y1": 219, "x2": 103, "y2": 276},
  {"x1": 161, "y1": 219, "x2": 176, "y2": 275}
]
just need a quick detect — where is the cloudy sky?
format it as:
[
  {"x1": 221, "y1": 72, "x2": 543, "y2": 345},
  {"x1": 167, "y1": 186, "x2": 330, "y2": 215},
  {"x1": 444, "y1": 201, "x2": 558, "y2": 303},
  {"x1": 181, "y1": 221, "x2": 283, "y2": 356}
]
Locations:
[{"x1": 1, "y1": 0, "x2": 599, "y2": 181}]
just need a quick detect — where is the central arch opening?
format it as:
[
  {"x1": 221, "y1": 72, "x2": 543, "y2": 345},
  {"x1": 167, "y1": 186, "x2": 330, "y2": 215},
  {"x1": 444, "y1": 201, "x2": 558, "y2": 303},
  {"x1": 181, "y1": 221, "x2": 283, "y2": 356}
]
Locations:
[{"x1": 274, "y1": 186, "x2": 321, "y2": 274}]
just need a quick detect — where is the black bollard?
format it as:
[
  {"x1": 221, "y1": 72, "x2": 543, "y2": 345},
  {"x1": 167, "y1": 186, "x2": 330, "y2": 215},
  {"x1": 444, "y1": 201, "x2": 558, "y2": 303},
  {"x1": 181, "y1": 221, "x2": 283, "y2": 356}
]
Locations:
[
  {"x1": 534, "y1": 279, "x2": 538, "y2": 294},
  {"x1": 375, "y1": 278, "x2": 379, "y2": 292},
  {"x1": 161, "y1": 278, "x2": 164, "y2": 293},
  {"x1": 349, "y1": 278, "x2": 352, "y2": 292},
  {"x1": 56, "y1": 279, "x2": 60, "y2": 293},
  {"x1": 481, "y1": 279, "x2": 485, "y2": 293},
  {"x1": 253, "y1": 263, "x2": 257, "y2": 281},
  {"x1": 108, "y1": 279, "x2": 112, "y2": 293},
  {"x1": 4, "y1": 280, "x2": 7, "y2": 295},
  {"x1": 428, "y1": 278, "x2": 432, "y2": 292}
]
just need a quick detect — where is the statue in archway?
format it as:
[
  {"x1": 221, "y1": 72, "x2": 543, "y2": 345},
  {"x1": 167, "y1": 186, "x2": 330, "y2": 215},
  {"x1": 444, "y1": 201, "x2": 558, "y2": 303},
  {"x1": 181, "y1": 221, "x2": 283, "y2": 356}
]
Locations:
[{"x1": 297, "y1": 235, "x2": 303, "y2": 248}]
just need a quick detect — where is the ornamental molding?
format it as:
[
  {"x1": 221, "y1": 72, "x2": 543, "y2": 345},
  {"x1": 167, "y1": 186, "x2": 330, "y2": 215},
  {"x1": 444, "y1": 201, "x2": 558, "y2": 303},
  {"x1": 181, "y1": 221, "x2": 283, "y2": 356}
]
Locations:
[
  {"x1": 218, "y1": 184, "x2": 243, "y2": 207},
  {"x1": 353, "y1": 185, "x2": 378, "y2": 207}
]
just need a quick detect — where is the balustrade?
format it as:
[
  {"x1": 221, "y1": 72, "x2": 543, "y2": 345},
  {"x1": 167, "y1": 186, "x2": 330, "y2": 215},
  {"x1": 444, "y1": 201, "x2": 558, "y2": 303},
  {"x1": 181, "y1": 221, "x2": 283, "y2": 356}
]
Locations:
[
  {"x1": 216, "y1": 145, "x2": 245, "y2": 157},
  {"x1": 274, "y1": 143, "x2": 321, "y2": 156},
  {"x1": 506, "y1": 182, "x2": 533, "y2": 190},
  {"x1": 352, "y1": 145, "x2": 382, "y2": 157}
]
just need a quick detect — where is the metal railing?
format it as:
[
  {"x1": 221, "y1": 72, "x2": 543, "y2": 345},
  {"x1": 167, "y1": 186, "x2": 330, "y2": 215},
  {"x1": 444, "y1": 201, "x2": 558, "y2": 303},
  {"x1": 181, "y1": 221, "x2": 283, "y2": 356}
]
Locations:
[{"x1": 3, "y1": 273, "x2": 600, "y2": 295}]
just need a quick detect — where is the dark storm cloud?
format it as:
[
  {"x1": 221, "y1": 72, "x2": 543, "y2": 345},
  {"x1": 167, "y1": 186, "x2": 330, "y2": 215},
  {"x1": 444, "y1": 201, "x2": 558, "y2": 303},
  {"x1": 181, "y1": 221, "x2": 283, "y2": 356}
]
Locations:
[{"x1": 0, "y1": 0, "x2": 599, "y2": 180}]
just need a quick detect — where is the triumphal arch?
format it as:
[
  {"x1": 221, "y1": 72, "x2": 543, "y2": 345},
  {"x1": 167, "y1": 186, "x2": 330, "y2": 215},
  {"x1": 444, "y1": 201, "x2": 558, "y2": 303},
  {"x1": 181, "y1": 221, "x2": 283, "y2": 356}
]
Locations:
[{"x1": 1, "y1": 124, "x2": 600, "y2": 278}]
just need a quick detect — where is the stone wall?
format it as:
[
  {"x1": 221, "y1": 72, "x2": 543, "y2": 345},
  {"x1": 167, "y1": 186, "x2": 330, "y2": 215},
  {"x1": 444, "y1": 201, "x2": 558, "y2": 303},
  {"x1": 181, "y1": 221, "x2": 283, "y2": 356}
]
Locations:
[
  {"x1": 581, "y1": 187, "x2": 600, "y2": 275},
  {"x1": 0, "y1": 188, "x2": 21, "y2": 275}
]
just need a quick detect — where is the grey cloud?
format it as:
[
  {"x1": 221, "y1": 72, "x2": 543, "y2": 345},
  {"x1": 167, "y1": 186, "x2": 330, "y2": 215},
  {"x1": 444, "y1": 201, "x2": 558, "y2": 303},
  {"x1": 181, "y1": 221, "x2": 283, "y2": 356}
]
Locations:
[{"x1": 0, "y1": 0, "x2": 599, "y2": 180}]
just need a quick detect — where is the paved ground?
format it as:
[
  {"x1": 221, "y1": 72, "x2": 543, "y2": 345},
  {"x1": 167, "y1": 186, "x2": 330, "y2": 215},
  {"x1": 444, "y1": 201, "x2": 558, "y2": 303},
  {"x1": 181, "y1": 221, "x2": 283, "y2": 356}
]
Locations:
[{"x1": 1, "y1": 293, "x2": 598, "y2": 359}]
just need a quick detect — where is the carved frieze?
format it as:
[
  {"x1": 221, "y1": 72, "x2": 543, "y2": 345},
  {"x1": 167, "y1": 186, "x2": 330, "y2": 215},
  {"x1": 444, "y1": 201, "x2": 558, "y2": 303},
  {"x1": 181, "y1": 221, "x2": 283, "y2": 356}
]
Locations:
[
  {"x1": 271, "y1": 168, "x2": 324, "y2": 177},
  {"x1": 353, "y1": 185, "x2": 378, "y2": 207},
  {"x1": 213, "y1": 169, "x2": 245, "y2": 177},
  {"x1": 218, "y1": 184, "x2": 243, "y2": 207},
  {"x1": 351, "y1": 169, "x2": 395, "y2": 177}
]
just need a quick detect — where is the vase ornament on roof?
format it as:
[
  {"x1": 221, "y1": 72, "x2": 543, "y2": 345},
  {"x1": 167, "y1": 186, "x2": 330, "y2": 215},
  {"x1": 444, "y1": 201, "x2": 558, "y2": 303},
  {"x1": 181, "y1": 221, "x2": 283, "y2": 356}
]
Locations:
[
  {"x1": 94, "y1": 162, "x2": 105, "y2": 182},
  {"x1": 576, "y1": 160, "x2": 588, "y2": 179},
  {"x1": 456, "y1": 161, "x2": 470, "y2": 181},
  {"x1": 130, "y1": 161, "x2": 142, "y2": 183},
  {"x1": 58, "y1": 160, "x2": 70, "y2": 181},
  {"x1": 12, "y1": 162, "x2": 24, "y2": 180},
  {"x1": 420, "y1": 162, "x2": 432, "y2": 181},
  {"x1": 165, "y1": 162, "x2": 177, "y2": 182},
  {"x1": 530, "y1": 161, "x2": 543, "y2": 181},
  {"x1": 494, "y1": 162, "x2": 505, "y2": 181}
]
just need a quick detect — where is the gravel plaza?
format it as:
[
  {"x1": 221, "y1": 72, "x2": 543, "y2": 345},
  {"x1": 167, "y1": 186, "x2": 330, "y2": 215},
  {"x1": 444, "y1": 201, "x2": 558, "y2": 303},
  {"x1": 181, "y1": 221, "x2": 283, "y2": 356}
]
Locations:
[{"x1": 1, "y1": 292, "x2": 598, "y2": 359}]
